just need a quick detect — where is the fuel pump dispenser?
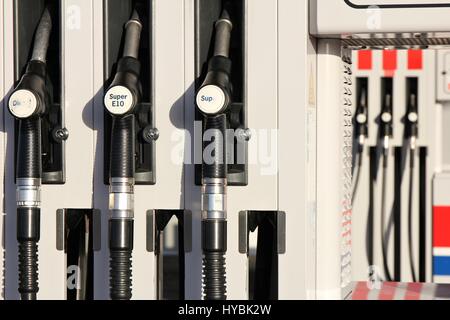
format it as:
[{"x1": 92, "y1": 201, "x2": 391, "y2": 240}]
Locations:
[
  {"x1": 103, "y1": 10, "x2": 143, "y2": 300},
  {"x1": 7, "y1": 6, "x2": 53, "y2": 300},
  {"x1": 195, "y1": 10, "x2": 233, "y2": 300}
]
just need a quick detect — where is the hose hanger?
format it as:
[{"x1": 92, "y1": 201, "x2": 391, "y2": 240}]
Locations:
[
  {"x1": 196, "y1": 9, "x2": 233, "y2": 301},
  {"x1": 103, "y1": 9, "x2": 143, "y2": 300},
  {"x1": 7, "y1": 5, "x2": 53, "y2": 300}
]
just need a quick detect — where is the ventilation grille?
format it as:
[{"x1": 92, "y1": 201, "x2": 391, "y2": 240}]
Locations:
[{"x1": 343, "y1": 37, "x2": 450, "y2": 48}]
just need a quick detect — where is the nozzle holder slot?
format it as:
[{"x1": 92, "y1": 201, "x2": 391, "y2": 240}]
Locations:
[
  {"x1": 146, "y1": 210, "x2": 192, "y2": 300},
  {"x1": 103, "y1": 0, "x2": 155, "y2": 185},
  {"x1": 195, "y1": 0, "x2": 248, "y2": 186},
  {"x1": 13, "y1": 0, "x2": 65, "y2": 184},
  {"x1": 56, "y1": 209, "x2": 101, "y2": 300},
  {"x1": 239, "y1": 211, "x2": 286, "y2": 300}
]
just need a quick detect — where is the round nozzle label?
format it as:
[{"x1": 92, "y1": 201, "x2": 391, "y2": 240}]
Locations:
[
  {"x1": 104, "y1": 86, "x2": 134, "y2": 115},
  {"x1": 356, "y1": 113, "x2": 367, "y2": 125},
  {"x1": 381, "y1": 112, "x2": 392, "y2": 123},
  {"x1": 408, "y1": 112, "x2": 418, "y2": 123},
  {"x1": 8, "y1": 90, "x2": 38, "y2": 119},
  {"x1": 196, "y1": 85, "x2": 226, "y2": 115}
]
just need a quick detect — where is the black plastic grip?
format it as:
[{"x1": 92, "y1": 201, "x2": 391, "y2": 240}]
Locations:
[
  {"x1": 107, "y1": 57, "x2": 142, "y2": 116},
  {"x1": 10, "y1": 60, "x2": 49, "y2": 118},
  {"x1": 110, "y1": 115, "x2": 135, "y2": 179},
  {"x1": 17, "y1": 118, "x2": 42, "y2": 179},
  {"x1": 199, "y1": 56, "x2": 232, "y2": 113},
  {"x1": 202, "y1": 114, "x2": 227, "y2": 179},
  {"x1": 109, "y1": 219, "x2": 134, "y2": 251},
  {"x1": 17, "y1": 208, "x2": 41, "y2": 242},
  {"x1": 109, "y1": 219, "x2": 134, "y2": 300},
  {"x1": 202, "y1": 220, "x2": 227, "y2": 253}
]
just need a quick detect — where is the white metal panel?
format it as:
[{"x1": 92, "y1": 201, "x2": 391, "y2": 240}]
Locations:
[
  {"x1": 183, "y1": 0, "x2": 202, "y2": 300},
  {"x1": 278, "y1": 0, "x2": 316, "y2": 300},
  {"x1": 311, "y1": 0, "x2": 450, "y2": 36},
  {"x1": 136, "y1": 0, "x2": 185, "y2": 299},
  {"x1": 227, "y1": 0, "x2": 278, "y2": 300},
  {"x1": 92, "y1": 0, "x2": 109, "y2": 300},
  {"x1": 4, "y1": 0, "x2": 18, "y2": 300},
  {"x1": 316, "y1": 39, "x2": 346, "y2": 299}
]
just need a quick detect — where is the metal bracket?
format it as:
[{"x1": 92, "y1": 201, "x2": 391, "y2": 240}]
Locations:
[
  {"x1": 56, "y1": 209, "x2": 101, "y2": 252},
  {"x1": 238, "y1": 210, "x2": 286, "y2": 254},
  {"x1": 146, "y1": 209, "x2": 192, "y2": 253}
]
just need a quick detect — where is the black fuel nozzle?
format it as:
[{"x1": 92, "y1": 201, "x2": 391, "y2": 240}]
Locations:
[
  {"x1": 8, "y1": 6, "x2": 53, "y2": 301},
  {"x1": 196, "y1": 10, "x2": 233, "y2": 117},
  {"x1": 197, "y1": 9, "x2": 233, "y2": 301},
  {"x1": 104, "y1": 9, "x2": 143, "y2": 301},
  {"x1": 8, "y1": 61, "x2": 50, "y2": 120},
  {"x1": 104, "y1": 11, "x2": 142, "y2": 118},
  {"x1": 355, "y1": 87, "x2": 368, "y2": 148},
  {"x1": 380, "y1": 92, "x2": 393, "y2": 154},
  {"x1": 407, "y1": 93, "x2": 418, "y2": 150},
  {"x1": 8, "y1": 6, "x2": 52, "y2": 120}
]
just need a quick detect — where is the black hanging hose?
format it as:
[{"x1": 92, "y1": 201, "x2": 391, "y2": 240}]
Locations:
[
  {"x1": 380, "y1": 151, "x2": 393, "y2": 282},
  {"x1": 8, "y1": 6, "x2": 53, "y2": 300},
  {"x1": 104, "y1": 9, "x2": 142, "y2": 300},
  {"x1": 407, "y1": 92, "x2": 419, "y2": 283},
  {"x1": 16, "y1": 118, "x2": 42, "y2": 301},
  {"x1": 408, "y1": 147, "x2": 418, "y2": 283},
  {"x1": 196, "y1": 10, "x2": 233, "y2": 301},
  {"x1": 379, "y1": 89, "x2": 393, "y2": 282},
  {"x1": 202, "y1": 115, "x2": 228, "y2": 300},
  {"x1": 109, "y1": 115, "x2": 135, "y2": 301}
]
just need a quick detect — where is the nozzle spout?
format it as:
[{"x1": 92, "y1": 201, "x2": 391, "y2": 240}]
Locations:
[
  {"x1": 123, "y1": 10, "x2": 143, "y2": 59},
  {"x1": 213, "y1": 10, "x2": 233, "y2": 58},
  {"x1": 31, "y1": 7, "x2": 52, "y2": 63}
]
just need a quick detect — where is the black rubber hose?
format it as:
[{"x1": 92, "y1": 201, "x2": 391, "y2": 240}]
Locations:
[
  {"x1": 17, "y1": 118, "x2": 42, "y2": 179},
  {"x1": 16, "y1": 119, "x2": 42, "y2": 301},
  {"x1": 408, "y1": 148, "x2": 418, "y2": 283},
  {"x1": 109, "y1": 115, "x2": 135, "y2": 300},
  {"x1": 109, "y1": 219, "x2": 134, "y2": 300},
  {"x1": 380, "y1": 153, "x2": 393, "y2": 282},
  {"x1": 110, "y1": 115, "x2": 135, "y2": 178},
  {"x1": 202, "y1": 114, "x2": 227, "y2": 179},
  {"x1": 203, "y1": 252, "x2": 227, "y2": 300}
]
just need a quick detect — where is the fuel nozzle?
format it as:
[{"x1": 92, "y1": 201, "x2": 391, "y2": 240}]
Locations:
[
  {"x1": 407, "y1": 93, "x2": 418, "y2": 150},
  {"x1": 355, "y1": 87, "x2": 368, "y2": 148},
  {"x1": 380, "y1": 93, "x2": 393, "y2": 154},
  {"x1": 104, "y1": 10, "x2": 142, "y2": 117},
  {"x1": 104, "y1": 10, "x2": 142, "y2": 301},
  {"x1": 7, "y1": 6, "x2": 53, "y2": 301},
  {"x1": 196, "y1": 9, "x2": 233, "y2": 301},
  {"x1": 196, "y1": 10, "x2": 233, "y2": 116},
  {"x1": 8, "y1": 7, "x2": 52, "y2": 120}
]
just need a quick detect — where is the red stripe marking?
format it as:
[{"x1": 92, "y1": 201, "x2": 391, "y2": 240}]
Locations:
[
  {"x1": 405, "y1": 283, "x2": 423, "y2": 300},
  {"x1": 433, "y1": 206, "x2": 450, "y2": 247},
  {"x1": 352, "y1": 282, "x2": 370, "y2": 300},
  {"x1": 358, "y1": 50, "x2": 372, "y2": 70},
  {"x1": 383, "y1": 50, "x2": 397, "y2": 77},
  {"x1": 379, "y1": 282, "x2": 397, "y2": 300},
  {"x1": 408, "y1": 50, "x2": 423, "y2": 70}
]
